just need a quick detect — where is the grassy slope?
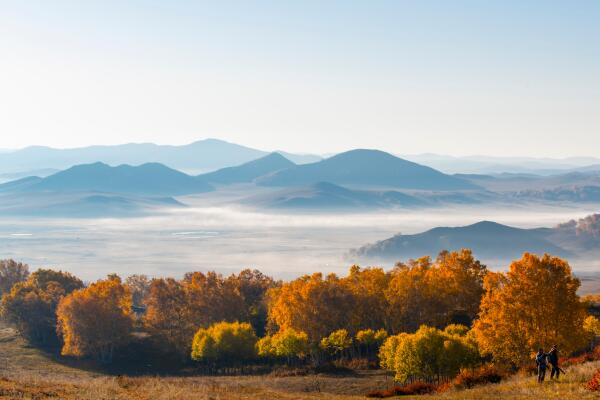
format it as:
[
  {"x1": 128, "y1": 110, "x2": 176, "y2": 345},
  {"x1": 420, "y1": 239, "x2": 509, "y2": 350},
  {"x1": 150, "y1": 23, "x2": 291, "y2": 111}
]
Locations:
[
  {"x1": 1, "y1": 322, "x2": 598, "y2": 399},
  {"x1": 423, "y1": 361, "x2": 600, "y2": 400}
]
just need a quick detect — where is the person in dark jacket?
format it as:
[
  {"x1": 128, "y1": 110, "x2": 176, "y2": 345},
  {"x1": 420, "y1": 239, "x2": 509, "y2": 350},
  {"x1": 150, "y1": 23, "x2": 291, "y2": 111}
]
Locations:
[
  {"x1": 548, "y1": 345, "x2": 561, "y2": 379},
  {"x1": 535, "y1": 348, "x2": 548, "y2": 383}
]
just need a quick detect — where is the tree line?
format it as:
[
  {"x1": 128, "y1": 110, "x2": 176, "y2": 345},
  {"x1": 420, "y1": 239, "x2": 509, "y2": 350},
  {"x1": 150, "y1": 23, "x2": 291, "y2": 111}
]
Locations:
[{"x1": 1, "y1": 251, "x2": 599, "y2": 382}]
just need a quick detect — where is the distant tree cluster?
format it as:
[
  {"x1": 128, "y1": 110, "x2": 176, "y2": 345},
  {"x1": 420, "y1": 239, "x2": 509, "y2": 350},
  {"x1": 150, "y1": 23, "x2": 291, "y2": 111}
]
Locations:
[
  {"x1": 0, "y1": 252, "x2": 597, "y2": 383},
  {"x1": 143, "y1": 270, "x2": 278, "y2": 359}
]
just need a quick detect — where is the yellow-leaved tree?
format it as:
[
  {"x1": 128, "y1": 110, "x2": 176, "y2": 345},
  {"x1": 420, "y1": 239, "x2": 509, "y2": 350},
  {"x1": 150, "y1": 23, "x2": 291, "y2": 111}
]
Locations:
[
  {"x1": 191, "y1": 321, "x2": 257, "y2": 365},
  {"x1": 473, "y1": 253, "x2": 587, "y2": 366},
  {"x1": 56, "y1": 275, "x2": 133, "y2": 363}
]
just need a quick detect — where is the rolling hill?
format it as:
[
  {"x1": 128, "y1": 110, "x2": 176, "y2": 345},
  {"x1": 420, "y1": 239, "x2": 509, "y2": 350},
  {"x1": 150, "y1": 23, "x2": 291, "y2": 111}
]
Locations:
[
  {"x1": 0, "y1": 192, "x2": 184, "y2": 218},
  {"x1": 350, "y1": 220, "x2": 572, "y2": 263},
  {"x1": 257, "y1": 149, "x2": 479, "y2": 190},
  {"x1": 199, "y1": 152, "x2": 296, "y2": 184},
  {"x1": 243, "y1": 181, "x2": 426, "y2": 210},
  {"x1": 0, "y1": 162, "x2": 213, "y2": 196}
]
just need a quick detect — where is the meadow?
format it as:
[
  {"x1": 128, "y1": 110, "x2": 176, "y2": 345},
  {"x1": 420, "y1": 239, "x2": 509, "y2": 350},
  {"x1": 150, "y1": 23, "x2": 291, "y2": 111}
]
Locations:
[{"x1": 1, "y1": 322, "x2": 599, "y2": 399}]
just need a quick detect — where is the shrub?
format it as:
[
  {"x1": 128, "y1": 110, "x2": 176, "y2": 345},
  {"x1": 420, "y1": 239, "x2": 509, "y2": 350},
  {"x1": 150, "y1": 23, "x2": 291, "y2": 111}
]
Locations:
[
  {"x1": 586, "y1": 369, "x2": 600, "y2": 392},
  {"x1": 453, "y1": 364, "x2": 505, "y2": 389},
  {"x1": 366, "y1": 382, "x2": 437, "y2": 398}
]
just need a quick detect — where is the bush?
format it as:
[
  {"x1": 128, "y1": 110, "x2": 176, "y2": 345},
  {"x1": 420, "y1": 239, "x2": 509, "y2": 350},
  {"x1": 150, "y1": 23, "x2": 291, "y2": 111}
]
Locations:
[
  {"x1": 453, "y1": 364, "x2": 505, "y2": 389},
  {"x1": 586, "y1": 369, "x2": 600, "y2": 392},
  {"x1": 366, "y1": 382, "x2": 437, "y2": 398},
  {"x1": 560, "y1": 345, "x2": 600, "y2": 367}
]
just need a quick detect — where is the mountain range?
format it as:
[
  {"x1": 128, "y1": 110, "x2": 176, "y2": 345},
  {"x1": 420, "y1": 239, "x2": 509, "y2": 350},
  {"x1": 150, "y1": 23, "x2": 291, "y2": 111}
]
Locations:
[
  {"x1": 0, "y1": 162, "x2": 213, "y2": 196},
  {"x1": 1, "y1": 144, "x2": 600, "y2": 216},
  {"x1": 0, "y1": 139, "x2": 321, "y2": 175},
  {"x1": 256, "y1": 149, "x2": 478, "y2": 190}
]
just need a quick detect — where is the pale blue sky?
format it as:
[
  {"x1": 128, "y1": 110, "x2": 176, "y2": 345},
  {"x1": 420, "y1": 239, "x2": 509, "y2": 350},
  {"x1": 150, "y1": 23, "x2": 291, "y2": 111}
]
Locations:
[{"x1": 0, "y1": 1, "x2": 598, "y2": 156}]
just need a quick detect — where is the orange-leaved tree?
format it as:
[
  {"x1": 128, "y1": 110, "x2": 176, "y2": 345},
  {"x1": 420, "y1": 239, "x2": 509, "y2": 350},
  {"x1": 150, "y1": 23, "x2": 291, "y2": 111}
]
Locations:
[
  {"x1": 57, "y1": 275, "x2": 133, "y2": 363},
  {"x1": 144, "y1": 277, "x2": 193, "y2": 358},
  {"x1": 1, "y1": 269, "x2": 83, "y2": 344},
  {"x1": 267, "y1": 272, "x2": 355, "y2": 342},
  {"x1": 473, "y1": 253, "x2": 587, "y2": 366}
]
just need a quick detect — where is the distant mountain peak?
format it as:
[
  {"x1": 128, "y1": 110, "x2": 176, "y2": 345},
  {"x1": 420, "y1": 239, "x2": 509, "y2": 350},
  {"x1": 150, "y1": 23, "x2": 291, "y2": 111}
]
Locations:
[
  {"x1": 3, "y1": 162, "x2": 213, "y2": 196},
  {"x1": 258, "y1": 149, "x2": 478, "y2": 190},
  {"x1": 199, "y1": 152, "x2": 296, "y2": 184}
]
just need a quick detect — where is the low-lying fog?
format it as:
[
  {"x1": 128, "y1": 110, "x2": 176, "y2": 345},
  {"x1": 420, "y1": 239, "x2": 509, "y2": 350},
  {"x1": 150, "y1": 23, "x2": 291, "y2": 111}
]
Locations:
[{"x1": 1, "y1": 203, "x2": 599, "y2": 292}]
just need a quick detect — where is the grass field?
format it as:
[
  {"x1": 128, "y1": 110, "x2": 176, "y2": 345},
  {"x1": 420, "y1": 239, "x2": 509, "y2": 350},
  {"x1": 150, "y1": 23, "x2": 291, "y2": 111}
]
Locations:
[{"x1": 1, "y1": 322, "x2": 598, "y2": 399}]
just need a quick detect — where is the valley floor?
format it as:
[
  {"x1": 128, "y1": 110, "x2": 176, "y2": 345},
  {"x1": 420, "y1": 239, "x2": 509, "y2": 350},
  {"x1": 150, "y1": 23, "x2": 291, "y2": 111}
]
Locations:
[{"x1": 1, "y1": 323, "x2": 598, "y2": 399}]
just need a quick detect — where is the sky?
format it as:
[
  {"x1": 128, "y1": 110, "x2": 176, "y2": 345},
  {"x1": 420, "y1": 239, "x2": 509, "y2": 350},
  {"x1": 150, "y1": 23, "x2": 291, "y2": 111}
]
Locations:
[{"x1": 0, "y1": 1, "x2": 599, "y2": 157}]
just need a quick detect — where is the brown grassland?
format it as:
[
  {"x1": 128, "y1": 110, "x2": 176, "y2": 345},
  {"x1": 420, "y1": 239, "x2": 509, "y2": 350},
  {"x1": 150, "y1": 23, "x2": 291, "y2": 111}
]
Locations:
[{"x1": 1, "y1": 321, "x2": 599, "y2": 399}]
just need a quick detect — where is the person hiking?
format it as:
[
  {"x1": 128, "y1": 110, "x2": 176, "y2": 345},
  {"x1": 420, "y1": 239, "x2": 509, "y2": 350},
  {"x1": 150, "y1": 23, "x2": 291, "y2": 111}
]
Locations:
[
  {"x1": 548, "y1": 345, "x2": 561, "y2": 379},
  {"x1": 535, "y1": 348, "x2": 548, "y2": 383}
]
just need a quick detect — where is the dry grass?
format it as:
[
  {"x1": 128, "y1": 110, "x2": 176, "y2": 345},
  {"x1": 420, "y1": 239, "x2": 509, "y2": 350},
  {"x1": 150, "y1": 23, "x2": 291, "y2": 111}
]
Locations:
[
  {"x1": 0, "y1": 321, "x2": 392, "y2": 399},
  {"x1": 1, "y1": 321, "x2": 599, "y2": 399}
]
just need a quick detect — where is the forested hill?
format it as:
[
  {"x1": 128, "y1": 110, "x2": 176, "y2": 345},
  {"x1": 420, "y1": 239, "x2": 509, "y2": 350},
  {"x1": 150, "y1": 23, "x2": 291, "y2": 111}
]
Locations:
[{"x1": 351, "y1": 214, "x2": 600, "y2": 263}]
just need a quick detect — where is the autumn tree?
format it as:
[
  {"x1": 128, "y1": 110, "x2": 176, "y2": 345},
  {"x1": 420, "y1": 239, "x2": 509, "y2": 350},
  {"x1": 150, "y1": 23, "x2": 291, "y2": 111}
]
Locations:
[
  {"x1": 144, "y1": 272, "x2": 251, "y2": 359},
  {"x1": 257, "y1": 328, "x2": 309, "y2": 365},
  {"x1": 355, "y1": 328, "x2": 388, "y2": 359},
  {"x1": 473, "y1": 253, "x2": 588, "y2": 366},
  {"x1": 379, "y1": 325, "x2": 479, "y2": 383},
  {"x1": 226, "y1": 269, "x2": 279, "y2": 336},
  {"x1": 0, "y1": 259, "x2": 29, "y2": 297},
  {"x1": 144, "y1": 278, "x2": 193, "y2": 358},
  {"x1": 191, "y1": 321, "x2": 257, "y2": 365},
  {"x1": 385, "y1": 250, "x2": 487, "y2": 333},
  {"x1": 385, "y1": 256, "x2": 439, "y2": 333},
  {"x1": 341, "y1": 266, "x2": 390, "y2": 331},
  {"x1": 583, "y1": 315, "x2": 600, "y2": 350},
  {"x1": 185, "y1": 271, "x2": 247, "y2": 327},
  {"x1": 320, "y1": 329, "x2": 353, "y2": 359},
  {"x1": 435, "y1": 249, "x2": 487, "y2": 324},
  {"x1": 267, "y1": 273, "x2": 355, "y2": 342},
  {"x1": 1, "y1": 269, "x2": 83, "y2": 344},
  {"x1": 125, "y1": 274, "x2": 150, "y2": 308},
  {"x1": 56, "y1": 275, "x2": 133, "y2": 363}
]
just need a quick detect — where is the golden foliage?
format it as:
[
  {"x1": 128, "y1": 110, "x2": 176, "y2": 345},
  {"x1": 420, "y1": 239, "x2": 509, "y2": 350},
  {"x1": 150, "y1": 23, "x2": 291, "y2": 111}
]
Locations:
[
  {"x1": 267, "y1": 250, "x2": 487, "y2": 341},
  {"x1": 473, "y1": 253, "x2": 587, "y2": 366},
  {"x1": 257, "y1": 328, "x2": 309, "y2": 359},
  {"x1": 0, "y1": 269, "x2": 83, "y2": 344},
  {"x1": 379, "y1": 324, "x2": 479, "y2": 383},
  {"x1": 56, "y1": 275, "x2": 133, "y2": 363},
  {"x1": 191, "y1": 321, "x2": 257, "y2": 362}
]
